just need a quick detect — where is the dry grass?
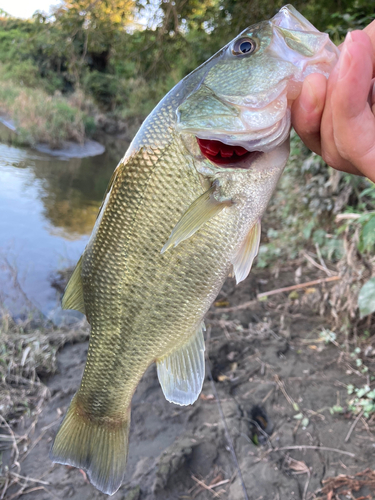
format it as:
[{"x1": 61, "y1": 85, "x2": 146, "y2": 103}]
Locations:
[
  {"x1": 317, "y1": 468, "x2": 375, "y2": 499},
  {"x1": 328, "y1": 229, "x2": 375, "y2": 331},
  {"x1": 0, "y1": 308, "x2": 89, "y2": 497},
  {"x1": 0, "y1": 80, "x2": 97, "y2": 148},
  {"x1": 0, "y1": 310, "x2": 89, "y2": 424}
]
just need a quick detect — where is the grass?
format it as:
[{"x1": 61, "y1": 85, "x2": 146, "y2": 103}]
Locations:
[
  {"x1": 0, "y1": 76, "x2": 98, "y2": 148},
  {"x1": 0, "y1": 307, "x2": 89, "y2": 496},
  {"x1": 0, "y1": 309, "x2": 89, "y2": 425}
]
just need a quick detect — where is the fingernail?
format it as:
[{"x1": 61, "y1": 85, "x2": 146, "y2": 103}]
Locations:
[
  {"x1": 338, "y1": 32, "x2": 353, "y2": 80},
  {"x1": 299, "y1": 78, "x2": 318, "y2": 114}
]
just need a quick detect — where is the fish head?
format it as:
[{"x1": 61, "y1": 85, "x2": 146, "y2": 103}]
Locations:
[{"x1": 177, "y1": 5, "x2": 339, "y2": 173}]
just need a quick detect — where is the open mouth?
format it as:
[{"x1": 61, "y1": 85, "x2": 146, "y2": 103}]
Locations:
[{"x1": 197, "y1": 138, "x2": 261, "y2": 167}]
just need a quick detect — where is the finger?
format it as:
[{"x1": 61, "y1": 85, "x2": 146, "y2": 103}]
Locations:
[
  {"x1": 291, "y1": 73, "x2": 327, "y2": 155},
  {"x1": 363, "y1": 18, "x2": 375, "y2": 68},
  {"x1": 319, "y1": 41, "x2": 363, "y2": 176},
  {"x1": 331, "y1": 31, "x2": 375, "y2": 181}
]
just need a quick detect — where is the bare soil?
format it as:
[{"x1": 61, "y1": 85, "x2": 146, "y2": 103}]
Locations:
[{"x1": 4, "y1": 267, "x2": 375, "y2": 500}]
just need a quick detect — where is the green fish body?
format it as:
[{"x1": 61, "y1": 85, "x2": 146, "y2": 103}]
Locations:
[{"x1": 51, "y1": 5, "x2": 339, "y2": 495}]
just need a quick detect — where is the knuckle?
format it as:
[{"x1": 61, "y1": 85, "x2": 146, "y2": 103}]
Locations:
[{"x1": 321, "y1": 150, "x2": 338, "y2": 168}]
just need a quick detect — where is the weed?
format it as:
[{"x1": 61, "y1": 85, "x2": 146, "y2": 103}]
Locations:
[
  {"x1": 319, "y1": 329, "x2": 337, "y2": 345},
  {"x1": 0, "y1": 72, "x2": 99, "y2": 148},
  {"x1": 347, "y1": 383, "x2": 375, "y2": 418}
]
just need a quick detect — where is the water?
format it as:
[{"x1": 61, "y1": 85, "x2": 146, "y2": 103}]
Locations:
[{"x1": 0, "y1": 133, "x2": 129, "y2": 323}]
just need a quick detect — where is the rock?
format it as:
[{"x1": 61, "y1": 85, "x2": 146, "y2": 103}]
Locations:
[
  {"x1": 34, "y1": 140, "x2": 105, "y2": 158},
  {"x1": 122, "y1": 485, "x2": 141, "y2": 500}
]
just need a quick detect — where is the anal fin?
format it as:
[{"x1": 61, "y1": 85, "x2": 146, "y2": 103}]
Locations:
[
  {"x1": 157, "y1": 323, "x2": 205, "y2": 406},
  {"x1": 62, "y1": 256, "x2": 85, "y2": 314},
  {"x1": 231, "y1": 219, "x2": 261, "y2": 284},
  {"x1": 161, "y1": 185, "x2": 231, "y2": 253}
]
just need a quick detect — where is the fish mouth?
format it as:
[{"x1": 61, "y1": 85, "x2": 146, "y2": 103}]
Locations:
[{"x1": 196, "y1": 138, "x2": 262, "y2": 168}]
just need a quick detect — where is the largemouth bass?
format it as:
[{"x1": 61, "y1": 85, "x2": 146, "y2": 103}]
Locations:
[{"x1": 51, "y1": 5, "x2": 339, "y2": 495}]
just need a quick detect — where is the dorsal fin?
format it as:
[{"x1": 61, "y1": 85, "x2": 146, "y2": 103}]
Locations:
[
  {"x1": 156, "y1": 323, "x2": 205, "y2": 406},
  {"x1": 62, "y1": 256, "x2": 85, "y2": 314},
  {"x1": 231, "y1": 219, "x2": 261, "y2": 284}
]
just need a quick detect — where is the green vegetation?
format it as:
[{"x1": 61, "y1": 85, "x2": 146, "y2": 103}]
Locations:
[
  {"x1": 258, "y1": 132, "x2": 375, "y2": 334},
  {"x1": 0, "y1": 81, "x2": 96, "y2": 147},
  {"x1": 0, "y1": 0, "x2": 373, "y2": 146}
]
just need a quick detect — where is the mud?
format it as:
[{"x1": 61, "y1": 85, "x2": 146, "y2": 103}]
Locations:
[
  {"x1": 5, "y1": 269, "x2": 375, "y2": 500},
  {"x1": 33, "y1": 140, "x2": 105, "y2": 159}
]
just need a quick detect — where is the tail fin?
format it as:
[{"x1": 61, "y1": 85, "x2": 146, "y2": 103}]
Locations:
[{"x1": 50, "y1": 394, "x2": 130, "y2": 496}]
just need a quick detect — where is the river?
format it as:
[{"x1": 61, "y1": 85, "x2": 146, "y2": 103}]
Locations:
[{"x1": 0, "y1": 130, "x2": 129, "y2": 323}]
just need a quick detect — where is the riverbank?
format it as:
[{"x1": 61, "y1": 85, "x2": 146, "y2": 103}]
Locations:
[
  {"x1": 1, "y1": 264, "x2": 375, "y2": 500},
  {"x1": 0, "y1": 80, "x2": 141, "y2": 152},
  {"x1": 0, "y1": 82, "x2": 93, "y2": 148}
]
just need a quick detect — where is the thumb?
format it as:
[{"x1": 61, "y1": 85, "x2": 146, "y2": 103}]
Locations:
[{"x1": 331, "y1": 31, "x2": 375, "y2": 181}]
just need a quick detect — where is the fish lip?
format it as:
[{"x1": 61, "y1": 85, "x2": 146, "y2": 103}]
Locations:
[
  {"x1": 191, "y1": 110, "x2": 291, "y2": 157},
  {"x1": 177, "y1": 100, "x2": 292, "y2": 156},
  {"x1": 195, "y1": 137, "x2": 263, "y2": 169},
  {"x1": 270, "y1": 4, "x2": 317, "y2": 32}
]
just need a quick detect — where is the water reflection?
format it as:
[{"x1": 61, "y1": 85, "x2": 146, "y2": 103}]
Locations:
[
  {"x1": 0, "y1": 133, "x2": 129, "y2": 321},
  {"x1": 33, "y1": 154, "x2": 116, "y2": 239}
]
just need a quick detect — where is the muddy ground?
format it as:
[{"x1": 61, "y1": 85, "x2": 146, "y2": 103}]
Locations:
[{"x1": 4, "y1": 266, "x2": 375, "y2": 500}]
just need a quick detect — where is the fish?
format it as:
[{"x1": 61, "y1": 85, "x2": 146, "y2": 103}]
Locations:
[{"x1": 51, "y1": 5, "x2": 339, "y2": 495}]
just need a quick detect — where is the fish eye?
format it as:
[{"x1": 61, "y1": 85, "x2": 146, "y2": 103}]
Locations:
[{"x1": 232, "y1": 37, "x2": 257, "y2": 56}]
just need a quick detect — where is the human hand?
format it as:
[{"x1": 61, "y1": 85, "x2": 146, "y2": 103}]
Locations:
[{"x1": 292, "y1": 24, "x2": 375, "y2": 182}]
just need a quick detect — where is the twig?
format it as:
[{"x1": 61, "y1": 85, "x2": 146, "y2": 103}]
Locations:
[
  {"x1": 9, "y1": 473, "x2": 49, "y2": 486},
  {"x1": 1, "y1": 257, "x2": 40, "y2": 313},
  {"x1": 257, "y1": 276, "x2": 340, "y2": 299},
  {"x1": 274, "y1": 374, "x2": 298, "y2": 409},
  {"x1": 20, "y1": 417, "x2": 60, "y2": 463},
  {"x1": 1, "y1": 478, "x2": 9, "y2": 500},
  {"x1": 314, "y1": 243, "x2": 332, "y2": 276},
  {"x1": 275, "y1": 445, "x2": 355, "y2": 458},
  {"x1": 210, "y1": 300, "x2": 258, "y2": 314},
  {"x1": 210, "y1": 479, "x2": 230, "y2": 488},
  {"x1": 6, "y1": 486, "x2": 45, "y2": 500},
  {"x1": 335, "y1": 213, "x2": 361, "y2": 221},
  {"x1": 302, "y1": 250, "x2": 336, "y2": 277},
  {"x1": 191, "y1": 476, "x2": 221, "y2": 498},
  {"x1": 261, "y1": 387, "x2": 274, "y2": 404},
  {"x1": 345, "y1": 410, "x2": 365, "y2": 443},
  {"x1": 0, "y1": 416, "x2": 20, "y2": 472},
  {"x1": 303, "y1": 470, "x2": 310, "y2": 500}
]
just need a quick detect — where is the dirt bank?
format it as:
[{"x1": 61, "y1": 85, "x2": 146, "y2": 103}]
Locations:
[{"x1": 3, "y1": 267, "x2": 375, "y2": 500}]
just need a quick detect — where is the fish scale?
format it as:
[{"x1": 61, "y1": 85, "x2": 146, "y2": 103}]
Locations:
[
  {"x1": 79, "y1": 106, "x2": 240, "y2": 408},
  {"x1": 51, "y1": 5, "x2": 339, "y2": 495}
]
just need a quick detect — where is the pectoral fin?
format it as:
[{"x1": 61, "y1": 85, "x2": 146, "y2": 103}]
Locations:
[
  {"x1": 161, "y1": 185, "x2": 231, "y2": 253},
  {"x1": 62, "y1": 256, "x2": 85, "y2": 314},
  {"x1": 156, "y1": 323, "x2": 205, "y2": 406},
  {"x1": 231, "y1": 219, "x2": 261, "y2": 284}
]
